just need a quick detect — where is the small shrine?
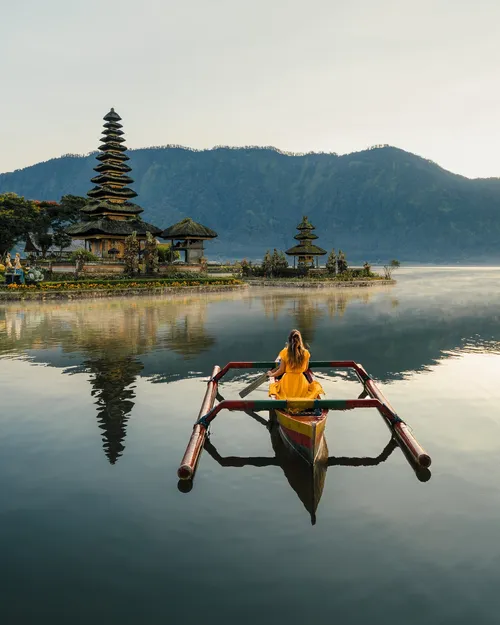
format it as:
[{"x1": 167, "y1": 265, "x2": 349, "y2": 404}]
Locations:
[
  {"x1": 66, "y1": 108, "x2": 161, "y2": 257},
  {"x1": 285, "y1": 216, "x2": 326, "y2": 268},
  {"x1": 161, "y1": 218, "x2": 218, "y2": 264}
]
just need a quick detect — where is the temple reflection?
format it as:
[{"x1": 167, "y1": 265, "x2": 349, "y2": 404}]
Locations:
[
  {"x1": 260, "y1": 289, "x2": 375, "y2": 343},
  {"x1": 86, "y1": 354, "x2": 144, "y2": 464}
]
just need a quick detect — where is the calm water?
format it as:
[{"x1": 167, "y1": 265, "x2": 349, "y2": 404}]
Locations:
[{"x1": 1, "y1": 267, "x2": 500, "y2": 625}]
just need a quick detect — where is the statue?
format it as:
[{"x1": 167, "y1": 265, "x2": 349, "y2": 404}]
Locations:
[
  {"x1": 14, "y1": 253, "x2": 22, "y2": 269},
  {"x1": 5, "y1": 254, "x2": 13, "y2": 270}
]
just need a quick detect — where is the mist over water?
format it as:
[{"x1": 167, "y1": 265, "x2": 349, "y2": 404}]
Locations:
[{"x1": 1, "y1": 266, "x2": 500, "y2": 625}]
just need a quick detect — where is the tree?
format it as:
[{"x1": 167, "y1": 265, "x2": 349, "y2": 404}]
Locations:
[
  {"x1": 57, "y1": 195, "x2": 87, "y2": 224},
  {"x1": 124, "y1": 232, "x2": 140, "y2": 276},
  {"x1": 262, "y1": 250, "x2": 272, "y2": 276},
  {"x1": 0, "y1": 193, "x2": 40, "y2": 256},
  {"x1": 31, "y1": 205, "x2": 54, "y2": 258},
  {"x1": 144, "y1": 232, "x2": 159, "y2": 274},
  {"x1": 326, "y1": 249, "x2": 337, "y2": 275},
  {"x1": 158, "y1": 243, "x2": 180, "y2": 263},
  {"x1": 337, "y1": 249, "x2": 348, "y2": 273},
  {"x1": 383, "y1": 259, "x2": 400, "y2": 279},
  {"x1": 53, "y1": 229, "x2": 72, "y2": 257},
  {"x1": 271, "y1": 248, "x2": 280, "y2": 275},
  {"x1": 278, "y1": 251, "x2": 288, "y2": 270},
  {"x1": 51, "y1": 195, "x2": 87, "y2": 256}
]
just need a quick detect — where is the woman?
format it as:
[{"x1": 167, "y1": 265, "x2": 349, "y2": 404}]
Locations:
[{"x1": 267, "y1": 329, "x2": 324, "y2": 399}]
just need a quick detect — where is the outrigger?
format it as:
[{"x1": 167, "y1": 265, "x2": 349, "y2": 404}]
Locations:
[{"x1": 177, "y1": 361, "x2": 431, "y2": 482}]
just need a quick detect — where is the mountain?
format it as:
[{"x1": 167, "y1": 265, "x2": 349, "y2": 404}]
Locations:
[{"x1": 1, "y1": 145, "x2": 500, "y2": 263}]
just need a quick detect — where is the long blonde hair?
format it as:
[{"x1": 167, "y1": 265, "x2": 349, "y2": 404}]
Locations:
[{"x1": 287, "y1": 329, "x2": 306, "y2": 368}]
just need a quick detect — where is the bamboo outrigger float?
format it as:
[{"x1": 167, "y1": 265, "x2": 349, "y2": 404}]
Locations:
[{"x1": 177, "y1": 361, "x2": 431, "y2": 482}]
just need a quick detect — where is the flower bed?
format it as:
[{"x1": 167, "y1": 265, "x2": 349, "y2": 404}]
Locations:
[{"x1": 1, "y1": 277, "x2": 242, "y2": 292}]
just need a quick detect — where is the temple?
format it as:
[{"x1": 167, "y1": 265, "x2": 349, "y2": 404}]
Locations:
[
  {"x1": 285, "y1": 216, "x2": 326, "y2": 268},
  {"x1": 66, "y1": 108, "x2": 161, "y2": 257},
  {"x1": 161, "y1": 218, "x2": 218, "y2": 264}
]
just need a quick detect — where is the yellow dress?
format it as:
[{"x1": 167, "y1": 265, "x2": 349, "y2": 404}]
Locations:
[{"x1": 269, "y1": 348, "x2": 324, "y2": 399}]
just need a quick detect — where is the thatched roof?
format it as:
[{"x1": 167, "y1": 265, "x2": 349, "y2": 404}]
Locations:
[
  {"x1": 93, "y1": 162, "x2": 131, "y2": 174},
  {"x1": 100, "y1": 133, "x2": 126, "y2": 143},
  {"x1": 296, "y1": 215, "x2": 316, "y2": 230},
  {"x1": 103, "y1": 121, "x2": 123, "y2": 130},
  {"x1": 87, "y1": 185, "x2": 138, "y2": 201},
  {"x1": 104, "y1": 108, "x2": 122, "y2": 122},
  {"x1": 294, "y1": 232, "x2": 318, "y2": 241},
  {"x1": 90, "y1": 173, "x2": 134, "y2": 186},
  {"x1": 161, "y1": 218, "x2": 218, "y2": 239},
  {"x1": 285, "y1": 243, "x2": 326, "y2": 256},
  {"x1": 101, "y1": 127, "x2": 124, "y2": 136},
  {"x1": 96, "y1": 152, "x2": 129, "y2": 163},
  {"x1": 81, "y1": 201, "x2": 143, "y2": 215},
  {"x1": 98, "y1": 141, "x2": 128, "y2": 153},
  {"x1": 66, "y1": 219, "x2": 162, "y2": 237}
]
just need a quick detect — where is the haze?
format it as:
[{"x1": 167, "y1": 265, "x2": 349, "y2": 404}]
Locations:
[{"x1": 2, "y1": 0, "x2": 499, "y2": 179}]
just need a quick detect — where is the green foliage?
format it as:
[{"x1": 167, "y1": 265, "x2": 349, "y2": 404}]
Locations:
[
  {"x1": 262, "y1": 250, "x2": 272, "y2": 276},
  {"x1": 124, "y1": 232, "x2": 140, "y2": 276},
  {"x1": 57, "y1": 195, "x2": 87, "y2": 224},
  {"x1": 337, "y1": 250, "x2": 348, "y2": 273},
  {"x1": 157, "y1": 243, "x2": 180, "y2": 263},
  {"x1": 144, "y1": 232, "x2": 159, "y2": 274},
  {"x1": 0, "y1": 193, "x2": 40, "y2": 255},
  {"x1": 383, "y1": 259, "x2": 401, "y2": 279},
  {"x1": 0, "y1": 276, "x2": 241, "y2": 291},
  {"x1": 326, "y1": 249, "x2": 337, "y2": 275},
  {"x1": 69, "y1": 249, "x2": 98, "y2": 263}
]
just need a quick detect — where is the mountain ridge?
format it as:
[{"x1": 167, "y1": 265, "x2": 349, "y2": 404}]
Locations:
[{"x1": 1, "y1": 145, "x2": 500, "y2": 262}]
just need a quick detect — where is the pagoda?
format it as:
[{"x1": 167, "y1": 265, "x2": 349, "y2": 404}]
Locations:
[
  {"x1": 285, "y1": 216, "x2": 326, "y2": 268},
  {"x1": 66, "y1": 108, "x2": 161, "y2": 257},
  {"x1": 161, "y1": 218, "x2": 218, "y2": 264}
]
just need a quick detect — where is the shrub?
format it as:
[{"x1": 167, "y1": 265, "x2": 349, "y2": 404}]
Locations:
[{"x1": 69, "y1": 249, "x2": 98, "y2": 263}]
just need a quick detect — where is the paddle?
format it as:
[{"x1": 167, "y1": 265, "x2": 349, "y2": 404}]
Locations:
[
  {"x1": 239, "y1": 346, "x2": 285, "y2": 398},
  {"x1": 238, "y1": 372, "x2": 269, "y2": 398}
]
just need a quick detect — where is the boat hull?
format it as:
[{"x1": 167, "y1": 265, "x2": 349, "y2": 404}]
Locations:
[{"x1": 275, "y1": 407, "x2": 328, "y2": 465}]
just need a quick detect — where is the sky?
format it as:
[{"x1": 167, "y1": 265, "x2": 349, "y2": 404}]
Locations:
[{"x1": 1, "y1": 0, "x2": 500, "y2": 178}]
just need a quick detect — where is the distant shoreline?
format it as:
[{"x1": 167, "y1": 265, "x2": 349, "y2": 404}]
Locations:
[{"x1": 244, "y1": 279, "x2": 396, "y2": 288}]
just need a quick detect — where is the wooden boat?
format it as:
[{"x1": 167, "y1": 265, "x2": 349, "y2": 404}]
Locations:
[
  {"x1": 270, "y1": 369, "x2": 328, "y2": 465},
  {"x1": 177, "y1": 360, "x2": 432, "y2": 483}
]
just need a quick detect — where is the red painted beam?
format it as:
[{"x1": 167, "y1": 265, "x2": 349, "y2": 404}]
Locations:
[{"x1": 178, "y1": 365, "x2": 220, "y2": 480}]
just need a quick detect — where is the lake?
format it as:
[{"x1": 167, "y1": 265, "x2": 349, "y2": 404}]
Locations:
[{"x1": 1, "y1": 267, "x2": 500, "y2": 625}]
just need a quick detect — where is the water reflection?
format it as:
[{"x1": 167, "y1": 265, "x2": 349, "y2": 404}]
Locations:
[
  {"x1": 200, "y1": 427, "x2": 428, "y2": 525},
  {"x1": 1, "y1": 284, "x2": 500, "y2": 385},
  {"x1": 2, "y1": 274, "x2": 500, "y2": 467},
  {"x1": 87, "y1": 355, "x2": 143, "y2": 464},
  {"x1": 260, "y1": 289, "x2": 374, "y2": 343}
]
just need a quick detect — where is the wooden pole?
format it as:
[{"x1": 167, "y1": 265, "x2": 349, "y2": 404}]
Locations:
[
  {"x1": 177, "y1": 365, "x2": 220, "y2": 480},
  {"x1": 353, "y1": 363, "x2": 431, "y2": 468}
]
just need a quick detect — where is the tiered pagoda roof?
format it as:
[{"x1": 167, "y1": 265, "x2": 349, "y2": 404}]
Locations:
[
  {"x1": 86, "y1": 108, "x2": 138, "y2": 207},
  {"x1": 285, "y1": 216, "x2": 326, "y2": 256},
  {"x1": 67, "y1": 108, "x2": 161, "y2": 238}
]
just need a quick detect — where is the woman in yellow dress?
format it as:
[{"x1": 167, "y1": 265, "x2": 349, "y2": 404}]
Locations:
[{"x1": 267, "y1": 329, "x2": 324, "y2": 399}]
